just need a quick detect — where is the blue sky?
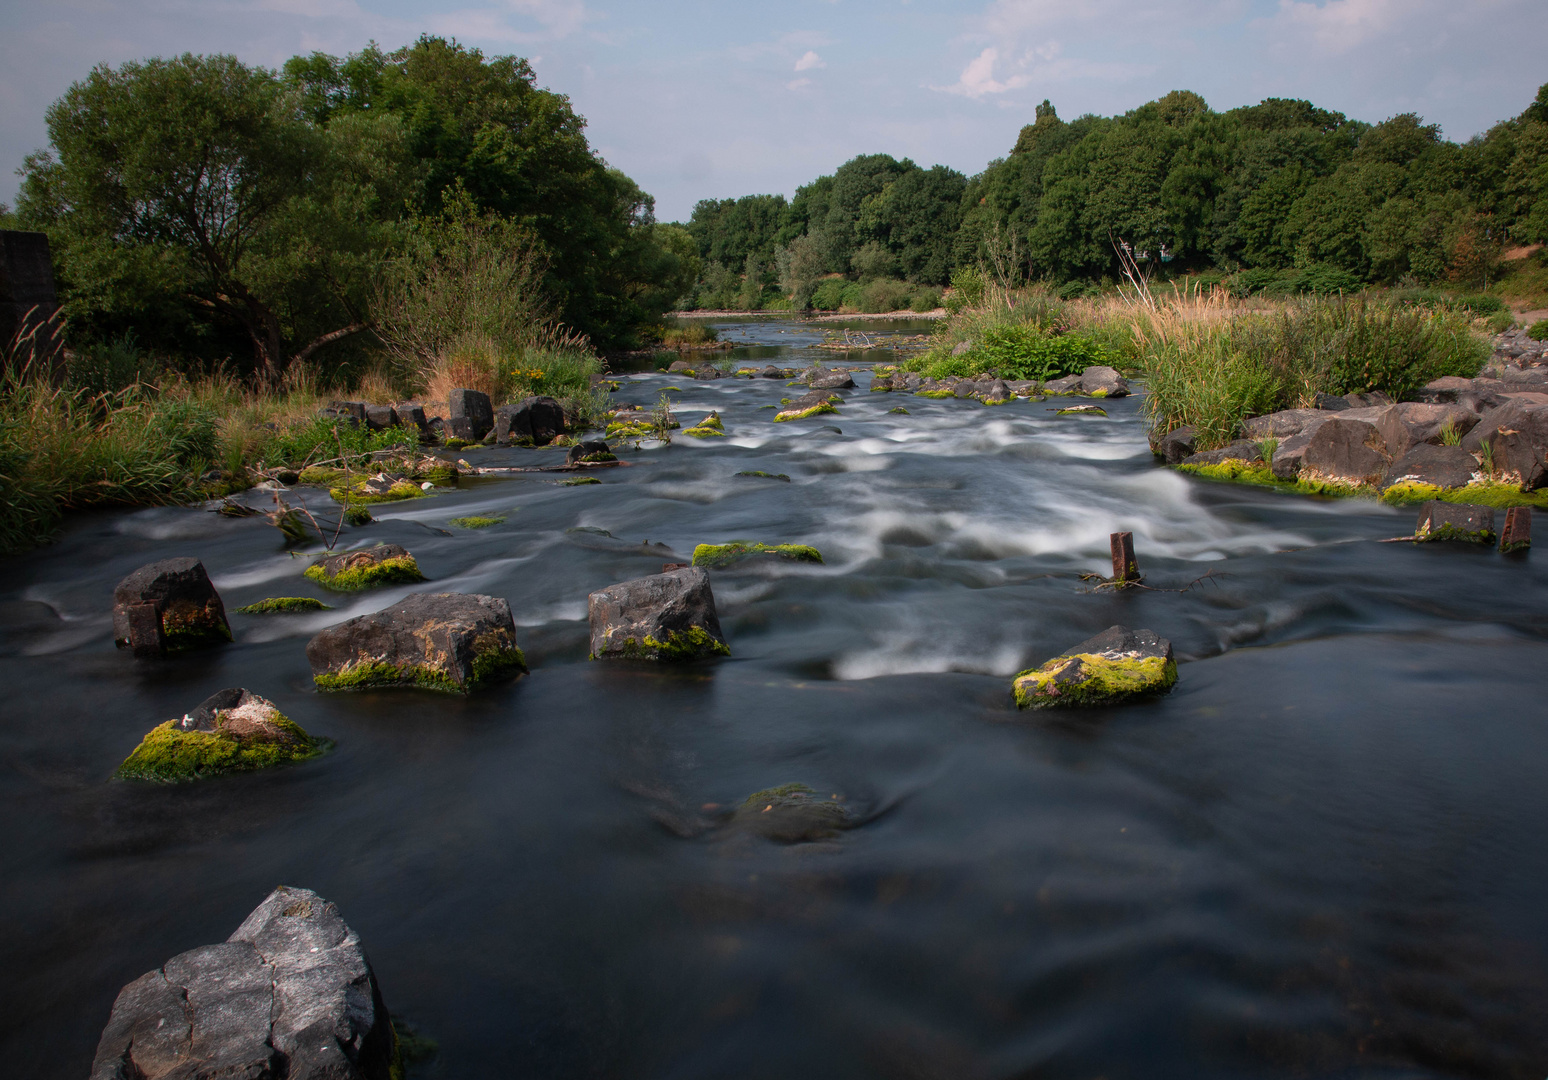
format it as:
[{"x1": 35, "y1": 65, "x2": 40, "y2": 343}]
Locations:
[{"x1": 2, "y1": 0, "x2": 1545, "y2": 222}]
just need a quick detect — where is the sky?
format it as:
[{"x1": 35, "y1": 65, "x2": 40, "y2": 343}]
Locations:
[{"x1": 2, "y1": 0, "x2": 1545, "y2": 222}]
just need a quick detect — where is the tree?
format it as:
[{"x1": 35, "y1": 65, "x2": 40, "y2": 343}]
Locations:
[{"x1": 20, "y1": 53, "x2": 398, "y2": 378}]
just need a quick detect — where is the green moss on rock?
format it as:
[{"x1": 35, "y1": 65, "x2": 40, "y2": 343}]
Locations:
[
  {"x1": 298, "y1": 466, "x2": 346, "y2": 485},
  {"x1": 1013, "y1": 653, "x2": 1178, "y2": 710},
  {"x1": 563, "y1": 476, "x2": 602, "y2": 486},
  {"x1": 774, "y1": 402, "x2": 837, "y2": 422},
  {"x1": 329, "y1": 480, "x2": 425, "y2": 505},
  {"x1": 449, "y1": 516, "x2": 505, "y2": 529},
  {"x1": 600, "y1": 626, "x2": 731, "y2": 662},
  {"x1": 735, "y1": 471, "x2": 790, "y2": 481},
  {"x1": 691, "y1": 542, "x2": 824, "y2": 568},
  {"x1": 742, "y1": 782, "x2": 815, "y2": 806},
  {"x1": 234, "y1": 597, "x2": 332, "y2": 614},
  {"x1": 304, "y1": 554, "x2": 424, "y2": 592},
  {"x1": 314, "y1": 643, "x2": 527, "y2": 694},
  {"x1": 914, "y1": 389, "x2": 955, "y2": 399},
  {"x1": 116, "y1": 714, "x2": 326, "y2": 782},
  {"x1": 888, "y1": 406, "x2": 910, "y2": 414}
]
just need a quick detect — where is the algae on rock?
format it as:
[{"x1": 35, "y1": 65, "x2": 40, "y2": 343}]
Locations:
[
  {"x1": 116, "y1": 689, "x2": 327, "y2": 782},
  {"x1": 304, "y1": 544, "x2": 425, "y2": 592},
  {"x1": 691, "y1": 542, "x2": 824, "y2": 569},
  {"x1": 234, "y1": 597, "x2": 332, "y2": 614},
  {"x1": 1013, "y1": 626, "x2": 1177, "y2": 710}
]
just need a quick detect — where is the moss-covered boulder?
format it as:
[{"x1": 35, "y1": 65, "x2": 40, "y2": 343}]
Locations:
[
  {"x1": 565, "y1": 438, "x2": 616, "y2": 463},
  {"x1": 116, "y1": 689, "x2": 326, "y2": 781},
  {"x1": 234, "y1": 597, "x2": 332, "y2": 614},
  {"x1": 1013, "y1": 626, "x2": 1177, "y2": 710},
  {"x1": 304, "y1": 544, "x2": 424, "y2": 592},
  {"x1": 588, "y1": 566, "x2": 729, "y2": 661},
  {"x1": 329, "y1": 473, "x2": 425, "y2": 505},
  {"x1": 730, "y1": 783, "x2": 851, "y2": 843},
  {"x1": 448, "y1": 516, "x2": 505, "y2": 529},
  {"x1": 691, "y1": 542, "x2": 823, "y2": 569},
  {"x1": 1054, "y1": 404, "x2": 1107, "y2": 417},
  {"x1": 775, "y1": 390, "x2": 840, "y2": 422},
  {"x1": 112, "y1": 557, "x2": 232, "y2": 655},
  {"x1": 306, "y1": 592, "x2": 527, "y2": 693},
  {"x1": 683, "y1": 412, "x2": 727, "y2": 438}
]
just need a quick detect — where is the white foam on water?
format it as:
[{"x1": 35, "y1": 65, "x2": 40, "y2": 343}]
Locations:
[
  {"x1": 212, "y1": 556, "x2": 310, "y2": 590},
  {"x1": 832, "y1": 633, "x2": 1026, "y2": 681}
]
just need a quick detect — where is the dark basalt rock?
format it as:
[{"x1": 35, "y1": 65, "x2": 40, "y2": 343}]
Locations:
[
  {"x1": 89, "y1": 886, "x2": 394, "y2": 1080},
  {"x1": 1343, "y1": 390, "x2": 1392, "y2": 408},
  {"x1": 1042, "y1": 374, "x2": 1082, "y2": 394},
  {"x1": 322, "y1": 401, "x2": 366, "y2": 426},
  {"x1": 1183, "y1": 440, "x2": 1262, "y2": 466},
  {"x1": 566, "y1": 438, "x2": 615, "y2": 464},
  {"x1": 1461, "y1": 401, "x2": 1548, "y2": 489},
  {"x1": 1382, "y1": 443, "x2": 1478, "y2": 490},
  {"x1": 393, "y1": 402, "x2": 429, "y2": 432},
  {"x1": 304, "y1": 543, "x2": 423, "y2": 592},
  {"x1": 1372, "y1": 402, "x2": 1478, "y2": 457},
  {"x1": 1242, "y1": 408, "x2": 1329, "y2": 440},
  {"x1": 1415, "y1": 502, "x2": 1496, "y2": 544},
  {"x1": 1078, "y1": 365, "x2": 1128, "y2": 397},
  {"x1": 495, "y1": 395, "x2": 566, "y2": 445},
  {"x1": 1301, "y1": 417, "x2": 1390, "y2": 485},
  {"x1": 363, "y1": 404, "x2": 396, "y2": 431},
  {"x1": 730, "y1": 783, "x2": 851, "y2": 843},
  {"x1": 982, "y1": 379, "x2": 1013, "y2": 404},
  {"x1": 112, "y1": 557, "x2": 232, "y2": 655},
  {"x1": 1013, "y1": 626, "x2": 1177, "y2": 710},
  {"x1": 588, "y1": 566, "x2": 729, "y2": 661},
  {"x1": 306, "y1": 592, "x2": 526, "y2": 692},
  {"x1": 1314, "y1": 392, "x2": 1351, "y2": 411},
  {"x1": 448, "y1": 388, "x2": 494, "y2": 441},
  {"x1": 1155, "y1": 425, "x2": 1197, "y2": 464},
  {"x1": 760, "y1": 364, "x2": 783, "y2": 378},
  {"x1": 115, "y1": 689, "x2": 325, "y2": 782},
  {"x1": 809, "y1": 369, "x2": 855, "y2": 390}
]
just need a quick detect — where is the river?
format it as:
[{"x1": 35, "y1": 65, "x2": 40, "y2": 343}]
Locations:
[{"x1": 3, "y1": 317, "x2": 1546, "y2": 1078}]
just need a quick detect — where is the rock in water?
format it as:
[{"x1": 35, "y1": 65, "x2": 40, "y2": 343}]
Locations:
[
  {"x1": 565, "y1": 438, "x2": 616, "y2": 463},
  {"x1": 89, "y1": 886, "x2": 396, "y2": 1080},
  {"x1": 306, "y1": 593, "x2": 526, "y2": 692},
  {"x1": 495, "y1": 395, "x2": 566, "y2": 445},
  {"x1": 1013, "y1": 626, "x2": 1177, "y2": 710},
  {"x1": 1078, "y1": 365, "x2": 1129, "y2": 397},
  {"x1": 1155, "y1": 425, "x2": 1197, "y2": 464},
  {"x1": 304, "y1": 544, "x2": 424, "y2": 592},
  {"x1": 116, "y1": 689, "x2": 326, "y2": 782},
  {"x1": 588, "y1": 567, "x2": 729, "y2": 661},
  {"x1": 730, "y1": 783, "x2": 851, "y2": 843},
  {"x1": 112, "y1": 558, "x2": 232, "y2": 655},
  {"x1": 448, "y1": 388, "x2": 494, "y2": 441},
  {"x1": 1414, "y1": 502, "x2": 1496, "y2": 544},
  {"x1": 808, "y1": 369, "x2": 855, "y2": 390}
]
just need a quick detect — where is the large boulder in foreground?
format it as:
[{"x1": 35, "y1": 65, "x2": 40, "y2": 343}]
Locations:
[
  {"x1": 588, "y1": 566, "x2": 729, "y2": 661},
  {"x1": 90, "y1": 886, "x2": 395, "y2": 1080},
  {"x1": 116, "y1": 688, "x2": 326, "y2": 782},
  {"x1": 306, "y1": 592, "x2": 526, "y2": 692},
  {"x1": 112, "y1": 558, "x2": 232, "y2": 655},
  {"x1": 1013, "y1": 626, "x2": 1177, "y2": 710},
  {"x1": 305, "y1": 544, "x2": 424, "y2": 592},
  {"x1": 495, "y1": 395, "x2": 566, "y2": 445}
]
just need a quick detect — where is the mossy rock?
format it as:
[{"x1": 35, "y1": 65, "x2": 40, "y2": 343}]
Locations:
[
  {"x1": 304, "y1": 545, "x2": 425, "y2": 592},
  {"x1": 449, "y1": 516, "x2": 505, "y2": 529},
  {"x1": 774, "y1": 402, "x2": 837, "y2": 422},
  {"x1": 605, "y1": 421, "x2": 656, "y2": 439},
  {"x1": 888, "y1": 407, "x2": 910, "y2": 414},
  {"x1": 735, "y1": 471, "x2": 790, "y2": 481},
  {"x1": 1013, "y1": 626, "x2": 1177, "y2": 710},
  {"x1": 116, "y1": 689, "x2": 327, "y2": 782},
  {"x1": 731, "y1": 782, "x2": 851, "y2": 843},
  {"x1": 563, "y1": 476, "x2": 602, "y2": 486},
  {"x1": 602, "y1": 625, "x2": 731, "y2": 662},
  {"x1": 1055, "y1": 405, "x2": 1107, "y2": 417},
  {"x1": 914, "y1": 389, "x2": 955, "y2": 399},
  {"x1": 234, "y1": 597, "x2": 332, "y2": 614},
  {"x1": 1382, "y1": 480, "x2": 1548, "y2": 509},
  {"x1": 329, "y1": 479, "x2": 426, "y2": 505},
  {"x1": 691, "y1": 542, "x2": 824, "y2": 568},
  {"x1": 343, "y1": 506, "x2": 374, "y2": 526},
  {"x1": 308, "y1": 593, "x2": 527, "y2": 693}
]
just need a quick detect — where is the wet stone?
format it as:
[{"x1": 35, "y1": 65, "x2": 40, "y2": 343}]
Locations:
[
  {"x1": 304, "y1": 544, "x2": 423, "y2": 592},
  {"x1": 1499, "y1": 507, "x2": 1532, "y2": 553},
  {"x1": 588, "y1": 566, "x2": 729, "y2": 662},
  {"x1": 1155, "y1": 425, "x2": 1197, "y2": 464},
  {"x1": 89, "y1": 886, "x2": 395, "y2": 1080},
  {"x1": 1415, "y1": 502, "x2": 1496, "y2": 545},
  {"x1": 112, "y1": 557, "x2": 231, "y2": 654},
  {"x1": 730, "y1": 784, "x2": 851, "y2": 843},
  {"x1": 1381, "y1": 444, "x2": 1477, "y2": 491},
  {"x1": 1013, "y1": 626, "x2": 1177, "y2": 710},
  {"x1": 448, "y1": 388, "x2": 494, "y2": 440},
  {"x1": 306, "y1": 592, "x2": 526, "y2": 692}
]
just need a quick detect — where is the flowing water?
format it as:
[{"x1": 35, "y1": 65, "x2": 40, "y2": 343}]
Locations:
[{"x1": 4, "y1": 317, "x2": 1547, "y2": 1078}]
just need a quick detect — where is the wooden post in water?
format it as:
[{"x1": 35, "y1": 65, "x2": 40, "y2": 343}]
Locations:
[
  {"x1": 1500, "y1": 507, "x2": 1531, "y2": 553},
  {"x1": 1110, "y1": 531, "x2": 1140, "y2": 584}
]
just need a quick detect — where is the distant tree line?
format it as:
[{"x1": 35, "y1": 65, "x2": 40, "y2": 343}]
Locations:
[
  {"x1": 6, "y1": 37, "x2": 700, "y2": 377},
  {"x1": 679, "y1": 86, "x2": 1548, "y2": 310}
]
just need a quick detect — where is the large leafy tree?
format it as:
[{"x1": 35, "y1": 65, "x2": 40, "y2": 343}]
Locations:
[{"x1": 19, "y1": 53, "x2": 407, "y2": 378}]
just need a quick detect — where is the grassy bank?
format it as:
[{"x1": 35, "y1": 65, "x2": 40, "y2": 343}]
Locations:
[{"x1": 0, "y1": 338, "x2": 609, "y2": 556}]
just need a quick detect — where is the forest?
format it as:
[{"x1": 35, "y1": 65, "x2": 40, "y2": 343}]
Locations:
[{"x1": 678, "y1": 87, "x2": 1548, "y2": 312}]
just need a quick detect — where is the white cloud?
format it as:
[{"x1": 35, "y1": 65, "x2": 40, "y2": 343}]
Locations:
[
  {"x1": 793, "y1": 49, "x2": 824, "y2": 71},
  {"x1": 937, "y1": 47, "x2": 1029, "y2": 98},
  {"x1": 787, "y1": 77, "x2": 812, "y2": 90},
  {"x1": 1261, "y1": 0, "x2": 1408, "y2": 53}
]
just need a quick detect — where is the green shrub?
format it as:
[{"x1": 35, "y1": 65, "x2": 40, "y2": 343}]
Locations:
[
  {"x1": 920, "y1": 326, "x2": 1112, "y2": 382},
  {"x1": 810, "y1": 278, "x2": 847, "y2": 311},
  {"x1": 1455, "y1": 295, "x2": 1504, "y2": 315},
  {"x1": 1527, "y1": 320, "x2": 1548, "y2": 341},
  {"x1": 839, "y1": 282, "x2": 863, "y2": 311},
  {"x1": 949, "y1": 266, "x2": 985, "y2": 310},
  {"x1": 1485, "y1": 309, "x2": 1516, "y2": 334},
  {"x1": 859, "y1": 278, "x2": 914, "y2": 314},
  {"x1": 259, "y1": 416, "x2": 418, "y2": 470},
  {"x1": 910, "y1": 288, "x2": 942, "y2": 313},
  {"x1": 1056, "y1": 281, "x2": 1089, "y2": 301},
  {"x1": 67, "y1": 333, "x2": 162, "y2": 396}
]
